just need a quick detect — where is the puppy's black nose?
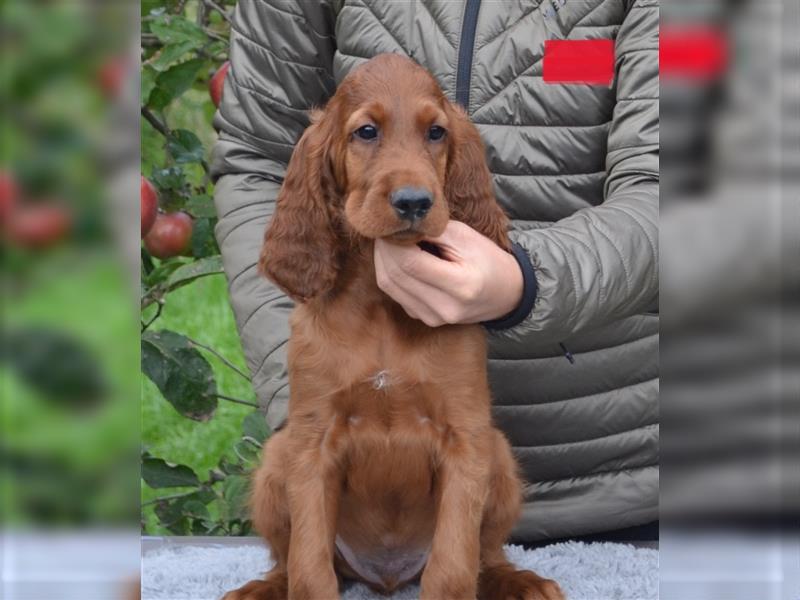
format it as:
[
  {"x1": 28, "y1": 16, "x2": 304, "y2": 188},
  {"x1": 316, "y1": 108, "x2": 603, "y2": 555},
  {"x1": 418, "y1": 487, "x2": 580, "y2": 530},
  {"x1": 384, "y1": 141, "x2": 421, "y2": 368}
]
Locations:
[{"x1": 390, "y1": 187, "x2": 432, "y2": 221}]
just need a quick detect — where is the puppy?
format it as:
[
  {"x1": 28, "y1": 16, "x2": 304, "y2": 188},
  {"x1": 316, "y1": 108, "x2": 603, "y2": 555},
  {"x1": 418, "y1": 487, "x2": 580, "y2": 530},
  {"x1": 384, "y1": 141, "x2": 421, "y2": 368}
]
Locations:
[{"x1": 223, "y1": 54, "x2": 563, "y2": 600}]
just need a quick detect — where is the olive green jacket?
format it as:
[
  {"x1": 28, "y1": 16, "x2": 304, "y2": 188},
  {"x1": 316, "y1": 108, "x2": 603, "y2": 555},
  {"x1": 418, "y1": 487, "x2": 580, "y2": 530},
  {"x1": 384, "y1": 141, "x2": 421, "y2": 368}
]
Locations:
[{"x1": 212, "y1": 0, "x2": 659, "y2": 541}]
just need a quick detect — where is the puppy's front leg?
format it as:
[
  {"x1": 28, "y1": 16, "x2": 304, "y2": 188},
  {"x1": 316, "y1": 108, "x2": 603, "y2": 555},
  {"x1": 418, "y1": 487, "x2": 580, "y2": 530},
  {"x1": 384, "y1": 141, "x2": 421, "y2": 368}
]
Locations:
[
  {"x1": 420, "y1": 433, "x2": 490, "y2": 600},
  {"x1": 286, "y1": 448, "x2": 341, "y2": 600}
]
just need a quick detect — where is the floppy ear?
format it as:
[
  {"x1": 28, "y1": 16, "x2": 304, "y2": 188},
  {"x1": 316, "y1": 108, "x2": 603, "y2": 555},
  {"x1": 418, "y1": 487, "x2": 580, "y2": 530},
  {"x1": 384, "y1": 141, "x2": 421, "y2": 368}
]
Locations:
[
  {"x1": 444, "y1": 103, "x2": 510, "y2": 251},
  {"x1": 259, "y1": 111, "x2": 343, "y2": 302}
]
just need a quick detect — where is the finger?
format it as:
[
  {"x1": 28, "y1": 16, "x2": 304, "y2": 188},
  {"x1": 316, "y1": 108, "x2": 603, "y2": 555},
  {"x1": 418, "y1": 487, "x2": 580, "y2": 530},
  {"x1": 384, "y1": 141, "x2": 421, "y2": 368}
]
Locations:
[
  {"x1": 376, "y1": 238, "x2": 465, "y2": 292},
  {"x1": 376, "y1": 239, "x2": 478, "y2": 312},
  {"x1": 375, "y1": 244, "x2": 453, "y2": 325},
  {"x1": 380, "y1": 261, "x2": 468, "y2": 325},
  {"x1": 385, "y1": 278, "x2": 441, "y2": 325},
  {"x1": 395, "y1": 277, "x2": 469, "y2": 324},
  {"x1": 375, "y1": 244, "x2": 434, "y2": 322}
]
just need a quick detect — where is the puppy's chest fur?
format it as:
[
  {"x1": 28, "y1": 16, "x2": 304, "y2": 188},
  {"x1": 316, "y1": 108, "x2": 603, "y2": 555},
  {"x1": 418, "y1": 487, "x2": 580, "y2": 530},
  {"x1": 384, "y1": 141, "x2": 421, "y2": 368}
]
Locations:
[
  {"x1": 288, "y1": 300, "x2": 486, "y2": 431},
  {"x1": 288, "y1": 299, "x2": 488, "y2": 515}
]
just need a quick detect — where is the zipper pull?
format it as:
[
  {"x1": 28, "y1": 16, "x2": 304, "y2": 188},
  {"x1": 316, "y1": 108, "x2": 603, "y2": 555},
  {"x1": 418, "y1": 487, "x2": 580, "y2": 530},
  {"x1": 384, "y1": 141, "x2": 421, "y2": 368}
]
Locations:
[{"x1": 559, "y1": 342, "x2": 575, "y2": 364}]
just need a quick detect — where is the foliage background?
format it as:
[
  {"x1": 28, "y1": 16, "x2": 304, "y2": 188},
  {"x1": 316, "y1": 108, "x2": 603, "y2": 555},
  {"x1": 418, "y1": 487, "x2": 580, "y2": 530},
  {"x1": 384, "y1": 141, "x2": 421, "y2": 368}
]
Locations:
[
  {"x1": 1, "y1": 2, "x2": 140, "y2": 527},
  {"x1": 140, "y1": 0, "x2": 265, "y2": 536}
]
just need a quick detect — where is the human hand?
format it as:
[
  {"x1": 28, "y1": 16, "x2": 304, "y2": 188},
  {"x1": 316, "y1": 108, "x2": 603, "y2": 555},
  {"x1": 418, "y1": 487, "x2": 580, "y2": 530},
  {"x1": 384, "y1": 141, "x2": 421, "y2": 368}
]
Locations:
[{"x1": 374, "y1": 220, "x2": 523, "y2": 327}]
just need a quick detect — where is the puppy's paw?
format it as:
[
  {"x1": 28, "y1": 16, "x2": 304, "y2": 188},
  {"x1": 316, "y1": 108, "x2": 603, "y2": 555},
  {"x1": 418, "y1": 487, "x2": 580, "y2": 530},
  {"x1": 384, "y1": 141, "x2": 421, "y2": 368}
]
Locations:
[
  {"x1": 479, "y1": 566, "x2": 564, "y2": 600},
  {"x1": 220, "y1": 574, "x2": 288, "y2": 600}
]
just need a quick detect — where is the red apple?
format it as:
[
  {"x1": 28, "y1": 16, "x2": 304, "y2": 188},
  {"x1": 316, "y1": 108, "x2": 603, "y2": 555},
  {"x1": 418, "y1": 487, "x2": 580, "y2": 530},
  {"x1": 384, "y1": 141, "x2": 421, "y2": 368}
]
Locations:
[
  {"x1": 6, "y1": 203, "x2": 72, "y2": 249},
  {"x1": 141, "y1": 176, "x2": 158, "y2": 238},
  {"x1": 144, "y1": 211, "x2": 193, "y2": 259},
  {"x1": 97, "y1": 57, "x2": 126, "y2": 99},
  {"x1": 209, "y1": 61, "x2": 230, "y2": 108},
  {"x1": 0, "y1": 170, "x2": 19, "y2": 224}
]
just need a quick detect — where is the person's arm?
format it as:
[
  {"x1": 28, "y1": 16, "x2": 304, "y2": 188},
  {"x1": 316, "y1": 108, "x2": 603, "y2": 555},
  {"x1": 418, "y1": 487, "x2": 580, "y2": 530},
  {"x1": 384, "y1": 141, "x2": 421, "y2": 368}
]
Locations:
[
  {"x1": 211, "y1": 0, "x2": 337, "y2": 427},
  {"x1": 490, "y1": 0, "x2": 659, "y2": 347}
]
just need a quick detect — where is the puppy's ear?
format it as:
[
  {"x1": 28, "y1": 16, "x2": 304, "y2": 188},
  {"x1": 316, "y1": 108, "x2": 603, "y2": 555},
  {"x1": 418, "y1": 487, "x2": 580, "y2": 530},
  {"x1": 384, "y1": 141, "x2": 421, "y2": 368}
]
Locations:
[
  {"x1": 260, "y1": 110, "x2": 343, "y2": 302},
  {"x1": 444, "y1": 103, "x2": 510, "y2": 251}
]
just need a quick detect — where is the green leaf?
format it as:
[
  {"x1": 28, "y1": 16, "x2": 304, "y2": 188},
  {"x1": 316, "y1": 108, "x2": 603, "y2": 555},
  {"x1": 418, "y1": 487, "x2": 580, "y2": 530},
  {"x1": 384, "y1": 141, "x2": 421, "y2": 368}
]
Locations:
[
  {"x1": 142, "y1": 0, "x2": 176, "y2": 18},
  {"x1": 233, "y1": 439, "x2": 259, "y2": 467},
  {"x1": 147, "y1": 89, "x2": 172, "y2": 110},
  {"x1": 149, "y1": 166, "x2": 191, "y2": 212},
  {"x1": 148, "y1": 90, "x2": 170, "y2": 113},
  {"x1": 144, "y1": 258, "x2": 186, "y2": 289},
  {"x1": 141, "y1": 66, "x2": 158, "y2": 105},
  {"x1": 222, "y1": 475, "x2": 250, "y2": 521},
  {"x1": 150, "y1": 15, "x2": 207, "y2": 47},
  {"x1": 166, "y1": 129, "x2": 205, "y2": 164},
  {"x1": 142, "y1": 456, "x2": 199, "y2": 488},
  {"x1": 204, "y1": 523, "x2": 225, "y2": 535},
  {"x1": 184, "y1": 194, "x2": 217, "y2": 218},
  {"x1": 2, "y1": 327, "x2": 106, "y2": 410},
  {"x1": 191, "y1": 519, "x2": 214, "y2": 535},
  {"x1": 149, "y1": 41, "x2": 199, "y2": 72},
  {"x1": 151, "y1": 166, "x2": 186, "y2": 191},
  {"x1": 149, "y1": 58, "x2": 205, "y2": 110},
  {"x1": 208, "y1": 41, "x2": 228, "y2": 56},
  {"x1": 218, "y1": 455, "x2": 246, "y2": 476},
  {"x1": 182, "y1": 500, "x2": 210, "y2": 520},
  {"x1": 165, "y1": 255, "x2": 223, "y2": 291},
  {"x1": 141, "y1": 0, "x2": 160, "y2": 17},
  {"x1": 153, "y1": 500, "x2": 182, "y2": 526},
  {"x1": 190, "y1": 217, "x2": 219, "y2": 258},
  {"x1": 239, "y1": 521, "x2": 253, "y2": 536},
  {"x1": 195, "y1": 487, "x2": 217, "y2": 505},
  {"x1": 141, "y1": 329, "x2": 218, "y2": 421},
  {"x1": 242, "y1": 411, "x2": 271, "y2": 445},
  {"x1": 151, "y1": 490, "x2": 213, "y2": 535},
  {"x1": 154, "y1": 511, "x2": 189, "y2": 535}
]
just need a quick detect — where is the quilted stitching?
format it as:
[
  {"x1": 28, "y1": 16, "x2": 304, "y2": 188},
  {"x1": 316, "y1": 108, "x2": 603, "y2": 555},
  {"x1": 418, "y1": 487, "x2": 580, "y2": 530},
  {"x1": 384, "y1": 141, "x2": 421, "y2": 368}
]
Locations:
[
  {"x1": 231, "y1": 23, "x2": 332, "y2": 70},
  {"x1": 475, "y1": 1, "x2": 544, "y2": 52},
  {"x1": 347, "y1": 2, "x2": 407, "y2": 53},
  {"x1": 573, "y1": 0, "x2": 617, "y2": 28},
  {"x1": 417, "y1": 0, "x2": 457, "y2": 49},
  {"x1": 471, "y1": 53, "x2": 545, "y2": 117}
]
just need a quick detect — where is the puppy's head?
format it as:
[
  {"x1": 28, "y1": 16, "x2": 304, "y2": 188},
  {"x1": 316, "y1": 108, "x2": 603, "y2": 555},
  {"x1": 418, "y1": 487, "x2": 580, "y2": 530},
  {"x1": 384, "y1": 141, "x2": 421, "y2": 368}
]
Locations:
[{"x1": 260, "y1": 54, "x2": 508, "y2": 302}]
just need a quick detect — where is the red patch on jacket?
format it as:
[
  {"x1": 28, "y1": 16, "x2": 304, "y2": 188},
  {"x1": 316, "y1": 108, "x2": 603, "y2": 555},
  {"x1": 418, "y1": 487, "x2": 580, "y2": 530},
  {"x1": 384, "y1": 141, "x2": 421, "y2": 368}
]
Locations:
[
  {"x1": 660, "y1": 26, "x2": 728, "y2": 81},
  {"x1": 543, "y1": 39, "x2": 615, "y2": 85}
]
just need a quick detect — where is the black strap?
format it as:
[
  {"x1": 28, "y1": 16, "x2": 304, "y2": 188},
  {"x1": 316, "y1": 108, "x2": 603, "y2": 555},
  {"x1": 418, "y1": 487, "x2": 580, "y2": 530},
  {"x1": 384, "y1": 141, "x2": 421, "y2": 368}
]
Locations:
[{"x1": 482, "y1": 242, "x2": 538, "y2": 331}]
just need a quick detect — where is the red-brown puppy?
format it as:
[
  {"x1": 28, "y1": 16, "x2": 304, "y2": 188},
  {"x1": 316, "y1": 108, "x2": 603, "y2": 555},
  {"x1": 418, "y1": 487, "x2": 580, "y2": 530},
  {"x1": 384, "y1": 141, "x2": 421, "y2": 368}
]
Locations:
[{"x1": 223, "y1": 54, "x2": 563, "y2": 600}]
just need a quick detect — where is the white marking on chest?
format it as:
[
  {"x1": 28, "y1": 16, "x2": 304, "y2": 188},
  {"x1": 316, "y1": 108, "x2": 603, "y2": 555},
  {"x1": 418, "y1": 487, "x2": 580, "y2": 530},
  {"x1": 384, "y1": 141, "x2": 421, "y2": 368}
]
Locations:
[{"x1": 369, "y1": 370, "x2": 391, "y2": 390}]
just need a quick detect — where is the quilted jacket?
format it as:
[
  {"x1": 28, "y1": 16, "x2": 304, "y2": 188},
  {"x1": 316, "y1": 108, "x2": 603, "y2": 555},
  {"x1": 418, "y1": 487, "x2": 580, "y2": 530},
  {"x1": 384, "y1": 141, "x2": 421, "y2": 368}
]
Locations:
[{"x1": 212, "y1": 0, "x2": 659, "y2": 541}]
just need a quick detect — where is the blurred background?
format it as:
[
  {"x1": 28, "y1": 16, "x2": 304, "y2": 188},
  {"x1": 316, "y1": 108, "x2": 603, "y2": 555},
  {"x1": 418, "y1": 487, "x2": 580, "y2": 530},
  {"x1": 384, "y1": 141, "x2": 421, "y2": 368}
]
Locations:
[
  {"x1": 0, "y1": 0, "x2": 797, "y2": 598},
  {"x1": 660, "y1": 0, "x2": 798, "y2": 598},
  {"x1": 1, "y1": 1, "x2": 141, "y2": 598}
]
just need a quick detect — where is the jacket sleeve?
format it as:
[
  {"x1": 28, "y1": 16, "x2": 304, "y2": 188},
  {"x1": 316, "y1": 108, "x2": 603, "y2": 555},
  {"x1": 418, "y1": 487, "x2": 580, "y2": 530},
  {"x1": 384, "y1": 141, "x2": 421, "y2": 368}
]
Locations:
[
  {"x1": 489, "y1": 0, "x2": 659, "y2": 348},
  {"x1": 211, "y1": 0, "x2": 337, "y2": 427}
]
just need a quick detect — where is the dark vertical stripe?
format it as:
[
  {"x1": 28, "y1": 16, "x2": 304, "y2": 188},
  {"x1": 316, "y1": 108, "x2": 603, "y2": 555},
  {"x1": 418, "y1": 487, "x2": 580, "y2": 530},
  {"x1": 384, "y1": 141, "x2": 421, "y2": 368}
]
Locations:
[{"x1": 455, "y1": 0, "x2": 481, "y2": 109}]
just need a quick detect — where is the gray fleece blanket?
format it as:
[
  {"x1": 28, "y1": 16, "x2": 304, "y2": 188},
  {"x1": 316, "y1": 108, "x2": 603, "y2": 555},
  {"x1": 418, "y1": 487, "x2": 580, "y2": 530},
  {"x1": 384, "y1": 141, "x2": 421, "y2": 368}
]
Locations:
[{"x1": 142, "y1": 541, "x2": 658, "y2": 600}]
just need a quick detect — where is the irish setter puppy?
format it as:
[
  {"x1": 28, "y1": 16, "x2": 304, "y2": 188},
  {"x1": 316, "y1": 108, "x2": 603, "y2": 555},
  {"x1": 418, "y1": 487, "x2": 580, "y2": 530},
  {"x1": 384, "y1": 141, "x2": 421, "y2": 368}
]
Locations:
[{"x1": 223, "y1": 54, "x2": 563, "y2": 600}]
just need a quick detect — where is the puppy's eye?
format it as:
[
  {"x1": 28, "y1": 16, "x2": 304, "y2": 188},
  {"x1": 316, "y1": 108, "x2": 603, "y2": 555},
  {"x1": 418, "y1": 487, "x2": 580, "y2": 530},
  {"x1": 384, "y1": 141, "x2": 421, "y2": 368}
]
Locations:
[
  {"x1": 354, "y1": 125, "x2": 378, "y2": 141},
  {"x1": 427, "y1": 125, "x2": 446, "y2": 142}
]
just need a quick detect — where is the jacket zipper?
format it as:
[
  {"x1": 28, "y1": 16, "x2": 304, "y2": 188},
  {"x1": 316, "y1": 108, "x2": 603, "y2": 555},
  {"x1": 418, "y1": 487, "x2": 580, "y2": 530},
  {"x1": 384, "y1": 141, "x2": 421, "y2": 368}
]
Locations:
[{"x1": 455, "y1": 0, "x2": 481, "y2": 109}]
